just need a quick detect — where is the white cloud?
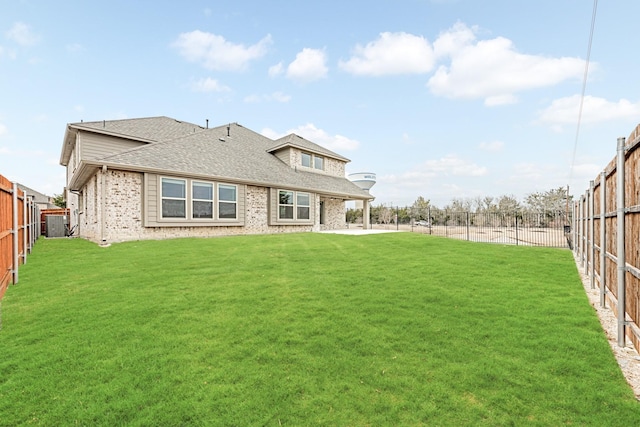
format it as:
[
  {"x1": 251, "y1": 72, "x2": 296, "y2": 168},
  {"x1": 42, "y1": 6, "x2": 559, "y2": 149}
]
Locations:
[
  {"x1": 286, "y1": 48, "x2": 328, "y2": 83},
  {"x1": 423, "y1": 155, "x2": 488, "y2": 176},
  {"x1": 268, "y1": 62, "x2": 284, "y2": 77},
  {"x1": 66, "y1": 43, "x2": 84, "y2": 53},
  {"x1": 262, "y1": 123, "x2": 360, "y2": 152},
  {"x1": 6, "y1": 22, "x2": 40, "y2": 46},
  {"x1": 0, "y1": 123, "x2": 7, "y2": 136},
  {"x1": 243, "y1": 91, "x2": 291, "y2": 103},
  {"x1": 478, "y1": 140, "x2": 504, "y2": 152},
  {"x1": 190, "y1": 77, "x2": 231, "y2": 93},
  {"x1": 339, "y1": 32, "x2": 436, "y2": 76},
  {"x1": 172, "y1": 31, "x2": 272, "y2": 71},
  {"x1": 426, "y1": 23, "x2": 586, "y2": 105},
  {"x1": 537, "y1": 95, "x2": 640, "y2": 127}
]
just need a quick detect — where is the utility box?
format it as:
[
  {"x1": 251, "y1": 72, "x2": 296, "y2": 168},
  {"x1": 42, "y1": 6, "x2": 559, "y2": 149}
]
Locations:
[{"x1": 45, "y1": 215, "x2": 67, "y2": 238}]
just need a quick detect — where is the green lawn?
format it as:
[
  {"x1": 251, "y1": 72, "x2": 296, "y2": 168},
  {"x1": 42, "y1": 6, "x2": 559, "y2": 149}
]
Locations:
[{"x1": 0, "y1": 233, "x2": 638, "y2": 426}]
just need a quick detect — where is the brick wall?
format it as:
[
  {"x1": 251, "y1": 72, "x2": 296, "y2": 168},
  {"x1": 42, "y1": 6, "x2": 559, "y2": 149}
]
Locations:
[{"x1": 77, "y1": 170, "x2": 348, "y2": 243}]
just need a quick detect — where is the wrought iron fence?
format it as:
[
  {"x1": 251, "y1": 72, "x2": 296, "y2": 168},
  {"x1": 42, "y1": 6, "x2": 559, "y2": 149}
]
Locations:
[{"x1": 412, "y1": 210, "x2": 572, "y2": 248}]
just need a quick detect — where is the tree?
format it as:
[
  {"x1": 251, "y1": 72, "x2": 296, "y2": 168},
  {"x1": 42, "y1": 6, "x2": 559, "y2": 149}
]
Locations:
[
  {"x1": 497, "y1": 194, "x2": 520, "y2": 212},
  {"x1": 409, "y1": 196, "x2": 430, "y2": 221},
  {"x1": 52, "y1": 193, "x2": 66, "y2": 208},
  {"x1": 345, "y1": 208, "x2": 362, "y2": 224},
  {"x1": 525, "y1": 187, "x2": 570, "y2": 213},
  {"x1": 377, "y1": 204, "x2": 393, "y2": 224}
]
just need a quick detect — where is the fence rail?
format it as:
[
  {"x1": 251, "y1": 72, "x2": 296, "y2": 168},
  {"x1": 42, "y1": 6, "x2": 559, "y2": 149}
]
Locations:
[
  {"x1": 411, "y1": 210, "x2": 571, "y2": 248},
  {"x1": 574, "y1": 124, "x2": 640, "y2": 354},
  {"x1": 0, "y1": 173, "x2": 40, "y2": 301}
]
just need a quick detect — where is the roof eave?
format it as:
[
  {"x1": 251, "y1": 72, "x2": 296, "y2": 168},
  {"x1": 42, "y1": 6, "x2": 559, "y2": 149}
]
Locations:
[{"x1": 267, "y1": 142, "x2": 351, "y2": 163}]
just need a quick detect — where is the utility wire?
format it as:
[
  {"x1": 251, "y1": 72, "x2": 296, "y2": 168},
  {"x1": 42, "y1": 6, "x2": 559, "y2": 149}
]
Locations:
[{"x1": 568, "y1": 0, "x2": 598, "y2": 188}]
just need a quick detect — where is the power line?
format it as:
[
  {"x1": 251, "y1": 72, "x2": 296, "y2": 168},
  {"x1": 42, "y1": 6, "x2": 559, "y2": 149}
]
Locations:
[{"x1": 568, "y1": 0, "x2": 598, "y2": 187}]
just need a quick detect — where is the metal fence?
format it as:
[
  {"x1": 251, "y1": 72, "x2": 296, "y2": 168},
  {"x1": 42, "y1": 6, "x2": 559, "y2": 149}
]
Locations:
[
  {"x1": 410, "y1": 210, "x2": 571, "y2": 248},
  {"x1": 574, "y1": 125, "x2": 640, "y2": 354},
  {"x1": 0, "y1": 173, "x2": 40, "y2": 302}
]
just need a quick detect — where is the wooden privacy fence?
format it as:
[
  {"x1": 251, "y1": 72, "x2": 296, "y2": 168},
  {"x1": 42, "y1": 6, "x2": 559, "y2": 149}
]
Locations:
[
  {"x1": 0, "y1": 173, "x2": 40, "y2": 301},
  {"x1": 574, "y1": 123, "x2": 640, "y2": 353}
]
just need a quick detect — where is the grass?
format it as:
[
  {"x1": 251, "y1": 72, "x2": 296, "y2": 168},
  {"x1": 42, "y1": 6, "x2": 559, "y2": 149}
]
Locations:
[{"x1": 0, "y1": 233, "x2": 638, "y2": 426}]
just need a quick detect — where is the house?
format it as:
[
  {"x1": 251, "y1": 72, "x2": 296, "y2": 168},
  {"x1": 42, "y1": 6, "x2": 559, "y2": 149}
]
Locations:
[
  {"x1": 16, "y1": 183, "x2": 57, "y2": 210},
  {"x1": 59, "y1": 116, "x2": 374, "y2": 243}
]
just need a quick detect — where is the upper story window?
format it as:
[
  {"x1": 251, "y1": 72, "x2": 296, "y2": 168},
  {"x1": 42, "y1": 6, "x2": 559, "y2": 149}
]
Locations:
[
  {"x1": 300, "y1": 151, "x2": 324, "y2": 171},
  {"x1": 301, "y1": 153, "x2": 312, "y2": 168}
]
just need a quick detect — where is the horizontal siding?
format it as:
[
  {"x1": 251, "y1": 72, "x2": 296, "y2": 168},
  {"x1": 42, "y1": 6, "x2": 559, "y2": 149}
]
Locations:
[{"x1": 80, "y1": 131, "x2": 146, "y2": 161}]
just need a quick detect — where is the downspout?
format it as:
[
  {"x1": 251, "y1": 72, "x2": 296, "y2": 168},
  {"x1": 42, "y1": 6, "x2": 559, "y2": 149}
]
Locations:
[
  {"x1": 101, "y1": 165, "x2": 107, "y2": 245},
  {"x1": 616, "y1": 137, "x2": 626, "y2": 347}
]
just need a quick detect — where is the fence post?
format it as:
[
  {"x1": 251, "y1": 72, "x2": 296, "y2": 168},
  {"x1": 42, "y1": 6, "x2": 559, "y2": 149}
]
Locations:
[
  {"x1": 589, "y1": 180, "x2": 595, "y2": 289},
  {"x1": 12, "y1": 182, "x2": 19, "y2": 285},
  {"x1": 600, "y1": 171, "x2": 606, "y2": 307},
  {"x1": 466, "y1": 212, "x2": 470, "y2": 241},
  {"x1": 22, "y1": 192, "x2": 27, "y2": 264},
  {"x1": 579, "y1": 194, "x2": 585, "y2": 269},
  {"x1": 515, "y1": 214, "x2": 519, "y2": 245},
  {"x1": 616, "y1": 136, "x2": 626, "y2": 347}
]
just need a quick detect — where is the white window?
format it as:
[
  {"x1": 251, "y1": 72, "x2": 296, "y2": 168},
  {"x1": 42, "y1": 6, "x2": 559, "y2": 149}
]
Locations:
[
  {"x1": 297, "y1": 193, "x2": 310, "y2": 220},
  {"x1": 218, "y1": 184, "x2": 237, "y2": 219},
  {"x1": 192, "y1": 181, "x2": 213, "y2": 219},
  {"x1": 301, "y1": 153, "x2": 312, "y2": 168},
  {"x1": 161, "y1": 178, "x2": 186, "y2": 218},
  {"x1": 301, "y1": 152, "x2": 324, "y2": 170},
  {"x1": 278, "y1": 190, "x2": 311, "y2": 221},
  {"x1": 158, "y1": 177, "x2": 240, "y2": 223},
  {"x1": 279, "y1": 190, "x2": 294, "y2": 219}
]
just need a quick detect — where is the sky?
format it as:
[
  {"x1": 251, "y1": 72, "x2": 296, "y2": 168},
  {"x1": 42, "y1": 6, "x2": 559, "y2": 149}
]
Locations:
[{"x1": 1, "y1": 0, "x2": 639, "y2": 207}]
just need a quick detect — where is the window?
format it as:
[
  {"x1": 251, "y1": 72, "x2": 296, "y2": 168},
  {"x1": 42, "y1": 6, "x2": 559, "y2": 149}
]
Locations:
[
  {"x1": 162, "y1": 178, "x2": 186, "y2": 218},
  {"x1": 301, "y1": 152, "x2": 324, "y2": 170},
  {"x1": 218, "y1": 184, "x2": 237, "y2": 219},
  {"x1": 301, "y1": 152, "x2": 312, "y2": 168},
  {"x1": 192, "y1": 181, "x2": 213, "y2": 219},
  {"x1": 297, "y1": 193, "x2": 310, "y2": 220},
  {"x1": 279, "y1": 190, "x2": 294, "y2": 219},
  {"x1": 278, "y1": 190, "x2": 311, "y2": 221},
  {"x1": 156, "y1": 176, "x2": 241, "y2": 223}
]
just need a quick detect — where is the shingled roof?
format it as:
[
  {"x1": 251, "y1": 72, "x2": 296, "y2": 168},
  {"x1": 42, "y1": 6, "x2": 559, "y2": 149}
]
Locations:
[
  {"x1": 86, "y1": 121, "x2": 370, "y2": 200},
  {"x1": 60, "y1": 116, "x2": 205, "y2": 166},
  {"x1": 269, "y1": 134, "x2": 350, "y2": 162}
]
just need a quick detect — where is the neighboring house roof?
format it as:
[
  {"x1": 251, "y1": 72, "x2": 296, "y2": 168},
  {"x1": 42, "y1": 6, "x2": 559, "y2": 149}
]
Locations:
[
  {"x1": 269, "y1": 134, "x2": 350, "y2": 162},
  {"x1": 17, "y1": 183, "x2": 57, "y2": 208},
  {"x1": 60, "y1": 116, "x2": 205, "y2": 166},
  {"x1": 65, "y1": 119, "x2": 372, "y2": 200}
]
